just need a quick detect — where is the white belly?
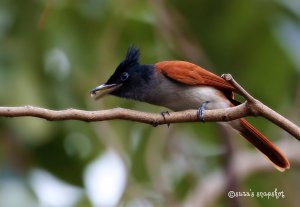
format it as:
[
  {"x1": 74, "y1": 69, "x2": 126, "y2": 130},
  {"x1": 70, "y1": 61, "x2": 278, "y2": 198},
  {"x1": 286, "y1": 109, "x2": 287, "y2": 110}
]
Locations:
[{"x1": 160, "y1": 86, "x2": 231, "y2": 111}]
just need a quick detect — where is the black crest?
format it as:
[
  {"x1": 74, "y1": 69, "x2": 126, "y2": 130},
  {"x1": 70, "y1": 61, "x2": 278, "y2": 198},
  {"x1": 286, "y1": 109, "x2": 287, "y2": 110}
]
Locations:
[{"x1": 120, "y1": 46, "x2": 140, "y2": 67}]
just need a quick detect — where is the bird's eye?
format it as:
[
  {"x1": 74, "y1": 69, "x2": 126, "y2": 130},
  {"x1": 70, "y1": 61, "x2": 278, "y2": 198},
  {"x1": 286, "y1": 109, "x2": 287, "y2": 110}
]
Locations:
[{"x1": 120, "y1": 72, "x2": 129, "y2": 81}]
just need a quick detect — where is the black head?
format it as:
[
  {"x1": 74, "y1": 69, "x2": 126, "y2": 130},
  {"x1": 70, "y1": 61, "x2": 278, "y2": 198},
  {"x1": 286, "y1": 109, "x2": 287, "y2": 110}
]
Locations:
[{"x1": 90, "y1": 46, "x2": 155, "y2": 100}]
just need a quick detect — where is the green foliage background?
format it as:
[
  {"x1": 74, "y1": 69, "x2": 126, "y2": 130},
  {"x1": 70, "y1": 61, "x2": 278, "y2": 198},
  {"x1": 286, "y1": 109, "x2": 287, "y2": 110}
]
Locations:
[{"x1": 0, "y1": 0, "x2": 300, "y2": 206}]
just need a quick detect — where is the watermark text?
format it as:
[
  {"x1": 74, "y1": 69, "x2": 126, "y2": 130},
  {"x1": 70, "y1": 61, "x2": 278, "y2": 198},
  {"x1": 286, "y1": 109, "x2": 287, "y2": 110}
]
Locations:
[{"x1": 228, "y1": 188, "x2": 285, "y2": 199}]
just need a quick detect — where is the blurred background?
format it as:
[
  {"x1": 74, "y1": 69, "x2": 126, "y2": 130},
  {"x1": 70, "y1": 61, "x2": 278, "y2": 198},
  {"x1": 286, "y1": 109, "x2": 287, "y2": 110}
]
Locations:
[{"x1": 0, "y1": 0, "x2": 300, "y2": 206}]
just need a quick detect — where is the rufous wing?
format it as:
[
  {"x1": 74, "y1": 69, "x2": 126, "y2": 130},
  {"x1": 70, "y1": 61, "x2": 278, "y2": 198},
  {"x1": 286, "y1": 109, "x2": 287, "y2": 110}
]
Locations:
[{"x1": 155, "y1": 61, "x2": 236, "y2": 92}]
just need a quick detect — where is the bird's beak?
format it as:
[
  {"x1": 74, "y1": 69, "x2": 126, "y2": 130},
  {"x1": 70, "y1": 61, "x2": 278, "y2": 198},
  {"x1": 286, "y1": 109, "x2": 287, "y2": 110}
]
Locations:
[{"x1": 90, "y1": 83, "x2": 121, "y2": 99}]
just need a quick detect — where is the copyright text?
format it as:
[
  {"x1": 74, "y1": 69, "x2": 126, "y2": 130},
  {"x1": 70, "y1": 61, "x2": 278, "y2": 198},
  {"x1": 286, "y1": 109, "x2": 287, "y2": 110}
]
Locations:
[{"x1": 228, "y1": 188, "x2": 285, "y2": 199}]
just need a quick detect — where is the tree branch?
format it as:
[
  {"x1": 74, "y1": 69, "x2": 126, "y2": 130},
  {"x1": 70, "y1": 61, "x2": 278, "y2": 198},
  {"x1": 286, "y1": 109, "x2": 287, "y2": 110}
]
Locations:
[
  {"x1": 0, "y1": 104, "x2": 247, "y2": 124},
  {"x1": 0, "y1": 75, "x2": 299, "y2": 141}
]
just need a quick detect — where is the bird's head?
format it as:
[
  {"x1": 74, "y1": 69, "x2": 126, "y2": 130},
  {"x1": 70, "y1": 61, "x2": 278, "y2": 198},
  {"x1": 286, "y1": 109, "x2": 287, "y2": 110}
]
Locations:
[{"x1": 90, "y1": 46, "x2": 154, "y2": 100}]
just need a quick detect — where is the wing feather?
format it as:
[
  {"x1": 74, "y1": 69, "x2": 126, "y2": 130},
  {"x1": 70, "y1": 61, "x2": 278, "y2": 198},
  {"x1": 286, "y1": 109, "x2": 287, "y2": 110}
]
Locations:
[{"x1": 156, "y1": 61, "x2": 236, "y2": 92}]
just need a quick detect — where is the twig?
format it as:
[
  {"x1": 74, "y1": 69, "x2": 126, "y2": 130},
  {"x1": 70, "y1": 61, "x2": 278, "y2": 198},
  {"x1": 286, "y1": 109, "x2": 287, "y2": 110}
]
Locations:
[
  {"x1": 221, "y1": 74, "x2": 300, "y2": 140},
  {"x1": 222, "y1": 74, "x2": 255, "y2": 102},
  {"x1": 0, "y1": 75, "x2": 299, "y2": 141}
]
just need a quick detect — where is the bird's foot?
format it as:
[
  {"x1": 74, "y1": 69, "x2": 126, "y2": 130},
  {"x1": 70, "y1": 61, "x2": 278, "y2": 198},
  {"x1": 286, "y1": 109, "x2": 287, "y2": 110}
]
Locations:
[
  {"x1": 197, "y1": 101, "x2": 210, "y2": 122},
  {"x1": 160, "y1": 111, "x2": 171, "y2": 127}
]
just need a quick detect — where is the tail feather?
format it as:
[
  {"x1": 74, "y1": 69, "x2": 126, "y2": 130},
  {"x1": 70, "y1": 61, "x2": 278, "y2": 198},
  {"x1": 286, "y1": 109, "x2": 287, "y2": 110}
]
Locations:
[{"x1": 233, "y1": 118, "x2": 290, "y2": 171}]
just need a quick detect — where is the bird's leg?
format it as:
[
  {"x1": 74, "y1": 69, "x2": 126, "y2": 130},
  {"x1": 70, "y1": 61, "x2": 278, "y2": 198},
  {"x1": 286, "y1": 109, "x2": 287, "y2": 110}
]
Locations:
[
  {"x1": 160, "y1": 111, "x2": 171, "y2": 127},
  {"x1": 197, "y1": 101, "x2": 210, "y2": 122}
]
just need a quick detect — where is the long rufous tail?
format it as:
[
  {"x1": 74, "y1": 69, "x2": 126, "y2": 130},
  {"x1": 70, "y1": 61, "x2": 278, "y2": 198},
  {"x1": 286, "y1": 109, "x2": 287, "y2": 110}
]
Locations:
[{"x1": 232, "y1": 118, "x2": 290, "y2": 171}]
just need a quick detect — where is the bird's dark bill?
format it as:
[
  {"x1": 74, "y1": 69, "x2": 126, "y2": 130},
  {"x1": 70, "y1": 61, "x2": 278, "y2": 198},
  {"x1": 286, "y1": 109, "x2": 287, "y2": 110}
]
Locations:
[{"x1": 90, "y1": 83, "x2": 121, "y2": 99}]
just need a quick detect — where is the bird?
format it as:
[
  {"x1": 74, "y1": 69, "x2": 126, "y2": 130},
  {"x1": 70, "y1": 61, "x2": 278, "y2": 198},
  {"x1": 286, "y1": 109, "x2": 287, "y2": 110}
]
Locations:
[{"x1": 90, "y1": 46, "x2": 290, "y2": 171}]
